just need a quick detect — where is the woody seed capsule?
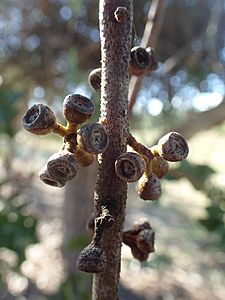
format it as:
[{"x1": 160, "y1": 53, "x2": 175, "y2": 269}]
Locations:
[
  {"x1": 146, "y1": 47, "x2": 158, "y2": 72},
  {"x1": 88, "y1": 68, "x2": 101, "y2": 92},
  {"x1": 47, "y1": 150, "x2": 78, "y2": 183},
  {"x1": 39, "y1": 166, "x2": 66, "y2": 187},
  {"x1": 158, "y1": 131, "x2": 189, "y2": 162},
  {"x1": 115, "y1": 152, "x2": 146, "y2": 182},
  {"x1": 77, "y1": 243, "x2": 107, "y2": 273},
  {"x1": 63, "y1": 94, "x2": 95, "y2": 125},
  {"x1": 131, "y1": 245, "x2": 149, "y2": 262},
  {"x1": 23, "y1": 104, "x2": 56, "y2": 135},
  {"x1": 77, "y1": 123, "x2": 109, "y2": 155},
  {"x1": 123, "y1": 220, "x2": 154, "y2": 262},
  {"x1": 129, "y1": 46, "x2": 150, "y2": 76},
  {"x1": 138, "y1": 174, "x2": 162, "y2": 201},
  {"x1": 136, "y1": 228, "x2": 155, "y2": 253}
]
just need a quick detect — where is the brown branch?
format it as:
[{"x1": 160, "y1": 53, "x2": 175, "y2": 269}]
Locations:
[
  {"x1": 128, "y1": 0, "x2": 166, "y2": 114},
  {"x1": 204, "y1": 0, "x2": 224, "y2": 61},
  {"x1": 160, "y1": 36, "x2": 202, "y2": 76},
  {"x1": 161, "y1": 0, "x2": 223, "y2": 76},
  {"x1": 128, "y1": 0, "x2": 224, "y2": 117},
  {"x1": 92, "y1": 0, "x2": 132, "y2": 299},
  {"x1": 172, "y1": 99, "x2": 225, "y2": 140}
]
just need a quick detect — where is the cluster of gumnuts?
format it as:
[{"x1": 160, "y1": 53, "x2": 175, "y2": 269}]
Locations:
[
  {"x1": 23, "y1": 94, "x2": 109, "y2": 187},
  {"x1": 23, "y1": 43, "x2": 189, "y2": 272},
  {"x1": 88, "y1": 45, "x2": 189, "y2": 203}
]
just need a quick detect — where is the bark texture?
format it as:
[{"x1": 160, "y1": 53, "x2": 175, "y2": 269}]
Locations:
[{"x1": 92, "y1": 0, "x2": 133, "y2": 299}]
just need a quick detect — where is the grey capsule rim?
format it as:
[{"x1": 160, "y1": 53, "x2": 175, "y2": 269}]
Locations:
[
  {"x1": 78, "y1": 123, "x2": 109, "y2": 155},
  {"x1": 115, "y1": 152, "x2": 145, "y2": 182},
  {"x1": 63, "y1": 94, "x2": 95, "y2": 117}
]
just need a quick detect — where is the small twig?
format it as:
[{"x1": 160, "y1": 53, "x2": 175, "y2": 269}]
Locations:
[{"x1": 127, "y1": 131, "x2": 154, "y2": 162}]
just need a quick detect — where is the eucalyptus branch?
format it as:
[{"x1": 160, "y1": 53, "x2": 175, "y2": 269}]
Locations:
[
  {"x1": 22, "y1": 1, "x2": 190, "y2": 298},
  {"x1": 92, "y1": 1, "x2": 133, "y2": 298}
]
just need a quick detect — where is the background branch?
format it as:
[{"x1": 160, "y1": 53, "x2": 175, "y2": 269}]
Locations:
[
  {"x1": 172, "y1": 99, "x2": 225, "y2": 140},
  {"x1": 128, "y1": 0, "x2": 166, "y2": 114}
]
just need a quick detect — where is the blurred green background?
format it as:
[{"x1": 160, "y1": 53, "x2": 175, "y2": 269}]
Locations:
[{"x1": 0, "y1": 0, "x2": 225, "y2": 299}]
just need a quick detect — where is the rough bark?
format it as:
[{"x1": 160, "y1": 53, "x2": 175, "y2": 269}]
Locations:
[{"x1": 92, "y1": 0, "x2": 132, "y2": 299}]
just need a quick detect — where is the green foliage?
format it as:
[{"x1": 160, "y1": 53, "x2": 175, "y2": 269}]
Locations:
[
  {"x1": 0, "y1": 90, "x2": 21, "y2": 137},
  {"x1": 199, "y1": 187, "x2": 225, "y2": 249},
  {"x1": 0, "y1": 176, "x2": 39, "y2": 297},
  {"x1": 68, "y1": 235, "x2": 90, "y2": 251},
  {"x1": 167, "y1": 161, "x2": 225, "y2": 250},
  {"x1": 199, "y1": 205, "x2": 223, "y2": 232},
  {"x1": 167, "y1": 160, "x2": 215, "y2": 190},
  {"x1": 0, "y1": 178, "x2": 38, "y2": 267},
  {"x1": 142, "y1": 253, "x2": 173, "y2": 270},
  {"x1": 49, "y1": 273, "x2": 91, "y2": 300}
]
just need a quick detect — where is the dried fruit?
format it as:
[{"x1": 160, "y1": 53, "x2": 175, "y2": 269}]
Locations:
[
  {"x1": 77, "y1": 123, "x2": 109, "y2": 155},
  {"x1": 39, "y1": 166, "x2": 66, "y2": 188},
  {"x1": 146, "y1": 47, "x2": 158, "y2": 72},
  {"x1": 47, "y1": 150, "x2": 78, "y2": 183},
  {"x1": 132, "y1": 220, "x2": 152, "y2": 233},
  {"x1": 88, "y1": 68, "x2": 101, "y2": 92},
  {"x1": 138, "y1": 174, "x2": 162, "y2": 200},
  {"x1": 129, "y1": 46, "x2": 150, "y2": 76},
  {"x1": 123, "y1": 220, "x2": 155, "y2": 262},
  {"x1": 63, "y1": 93, "x2": 95, "y2": 125},
  {"x1": 76, "y1": 243, "x2": 107, "y2": 273},
  {"x1": 131, "y1": 245, "x2": 149, "y2": 262},
  {"x1": 158, "y1": 131, "x2": 189, "y2": 162},
  {"x1": 23, "y1": 104, "x2": 56, "y2": 135},
  {"x1": 115, "y1": 152, "x2": 146, "y2": 182},
  {"x1": 136, "y1": 228, "x2": 155, "y2": 253}
]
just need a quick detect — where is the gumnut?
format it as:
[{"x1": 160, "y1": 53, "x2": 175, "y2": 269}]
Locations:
[
  {"x1": 123, "y1": 220, "x2": 155, "y2": 262},
  {"x1": 46, "y1": 150, "x2": 78, "y2": 184},
  {"x1": 129, "y1": 46, "x2": 150, "y2": 76},
  {"x1": 150, "y1": 156, "x2": 169, "y2": 179},
  {"x1": 88, "y1": 68, "x2": 101, "y2": 92},
  {"x1": 23, "y1": 104, "x2": 56, "y2": 135},
  {"x1": 39, "y1": 165, "x2": 66, "y2": 187},
  {"x1": 76, "y1": 243, "x2": 107, "y2": 273},
  {"x1": 138, "y1": 174, "x2": 162, "y2": 200},
  {"x1": 157, "y1": 131, "x2": 189, "y2": 162},
  {"x1": 63, "y1": 93, "x2": 95, "y2": 125},
  {"x1": 115, "y1": 152, "x2": 146, "y2": 182},
  {"x1": 146, "y1": 47, "x2": 158, "y2": 72},
  {"x1": 77, "y1": 123, "x2": 109, "y2": 155},
  {"x1": 131, "y1": 246, "x2": 150, "y2": 262},
  {"x1": 132, "y1": 220, "x2": 152, "y2": 232},
  {"x1": 136, "y1": 228, "x2": 155, "y2": 253}
]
